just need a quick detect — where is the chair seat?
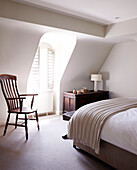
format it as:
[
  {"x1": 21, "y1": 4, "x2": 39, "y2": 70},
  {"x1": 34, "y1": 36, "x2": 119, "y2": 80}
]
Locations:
[{"x1": 11, "y1": 107, "x2": 38, "y2": 114}]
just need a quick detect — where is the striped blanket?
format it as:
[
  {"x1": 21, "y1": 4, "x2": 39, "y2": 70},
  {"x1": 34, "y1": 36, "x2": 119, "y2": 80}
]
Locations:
[{"x1": 67, "y1": 97, "x2": 137, "y2": 154}]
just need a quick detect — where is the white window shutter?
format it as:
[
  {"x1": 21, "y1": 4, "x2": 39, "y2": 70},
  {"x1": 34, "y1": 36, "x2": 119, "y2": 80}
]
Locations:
[
  {"x1": 27, "y1": 45, "x2": 55, "y2": 113},
  {"x1": 47, "y1": 48, "x2": 55, "y2": 89}
]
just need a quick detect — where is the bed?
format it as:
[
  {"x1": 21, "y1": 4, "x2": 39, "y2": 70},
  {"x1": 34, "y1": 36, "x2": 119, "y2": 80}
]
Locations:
[{"x1": 67, "y1": 97, "x2": 137, "y2": 170}]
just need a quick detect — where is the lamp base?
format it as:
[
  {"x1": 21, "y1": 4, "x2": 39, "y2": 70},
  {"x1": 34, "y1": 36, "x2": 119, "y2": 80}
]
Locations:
[{"x1": 94, "y1": 81, "x2": 98, "y2": 91}]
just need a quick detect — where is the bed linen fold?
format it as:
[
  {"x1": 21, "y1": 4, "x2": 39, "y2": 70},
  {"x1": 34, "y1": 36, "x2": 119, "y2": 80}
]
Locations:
[{"x1": 67, "y1": 97, "x2": 137, "y2": 154}]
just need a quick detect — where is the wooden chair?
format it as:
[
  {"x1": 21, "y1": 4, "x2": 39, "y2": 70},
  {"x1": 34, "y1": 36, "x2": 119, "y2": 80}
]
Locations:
[{"x1": 0, "y1": 74, "x2": 40, "y2": 140}]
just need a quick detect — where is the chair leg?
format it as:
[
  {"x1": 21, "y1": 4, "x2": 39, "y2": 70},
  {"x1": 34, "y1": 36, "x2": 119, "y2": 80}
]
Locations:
[
  {"x1": 25, "y1": 114, "x2": 28, "y2": 140},
  {"x1": 15, "y1": 113, "x2": 18, "y2": 129},
  {"x1": 35, "y1": 111, "x2": 40, "y2": 130},
  {"x1": 3, "y1": 113, "x2": 11, "y2": 136}
]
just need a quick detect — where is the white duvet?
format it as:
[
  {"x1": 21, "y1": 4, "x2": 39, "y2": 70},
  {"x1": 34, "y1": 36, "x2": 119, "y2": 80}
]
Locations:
[
  {"x1": 68, "y1": 98, "x2": 137, "y2": 155},
  {"x1": 101, "y1": 107, "x2": 137, "y2": 155}
]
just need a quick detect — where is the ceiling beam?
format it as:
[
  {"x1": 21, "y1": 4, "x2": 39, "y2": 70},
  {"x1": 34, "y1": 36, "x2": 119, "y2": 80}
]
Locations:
[
  {"x1": 0, "y1": 0, "x2": 105, "y2": 38},
  {"x1": 106, "y1": 18, "x2": 137, "y2": 38}
]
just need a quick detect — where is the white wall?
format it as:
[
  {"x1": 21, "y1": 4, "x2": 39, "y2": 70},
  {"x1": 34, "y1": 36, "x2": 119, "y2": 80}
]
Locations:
[
  {"x1": 0, "y1": 19, "x2": 44, "y2": 124},
  {"x1": 60, "y1": 37, "x2": 113, "y2": 112},
  {"x1": 100, "y1": 41, "x2": 137, "y2": 98}
]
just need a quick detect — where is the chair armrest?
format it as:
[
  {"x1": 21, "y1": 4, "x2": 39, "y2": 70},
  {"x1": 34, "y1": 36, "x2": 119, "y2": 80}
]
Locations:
[
  {"x1": 19, "y1": 94, "x2": 38, "y2": 96},
  {"x1": 19, "y1": 94, "x2": 38, "y2": 109}
]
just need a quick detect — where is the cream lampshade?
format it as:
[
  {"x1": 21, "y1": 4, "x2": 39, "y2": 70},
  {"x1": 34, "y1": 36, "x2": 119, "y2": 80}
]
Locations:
[{"x1": 91, "y1": 74, "x2": 102, "y2": 91}]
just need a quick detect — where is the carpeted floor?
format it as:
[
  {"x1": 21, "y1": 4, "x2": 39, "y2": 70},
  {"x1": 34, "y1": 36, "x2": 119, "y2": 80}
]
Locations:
[{"x1": 0, "y1": 115, "x2": 114, "y2": 170}]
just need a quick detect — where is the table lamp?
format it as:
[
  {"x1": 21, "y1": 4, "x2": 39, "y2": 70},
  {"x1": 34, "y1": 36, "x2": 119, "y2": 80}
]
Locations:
[{"x1": 91, "y1": 74, "x2": 102, "y2": 91}]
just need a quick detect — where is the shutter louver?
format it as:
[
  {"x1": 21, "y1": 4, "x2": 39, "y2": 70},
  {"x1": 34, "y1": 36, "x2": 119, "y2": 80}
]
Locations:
[
  {"x1": 28, "y1": 46, "x2": 55, "y2": 92},
  {"x1": 47, "y1": 49, "x2": 55, "y2": 89}
]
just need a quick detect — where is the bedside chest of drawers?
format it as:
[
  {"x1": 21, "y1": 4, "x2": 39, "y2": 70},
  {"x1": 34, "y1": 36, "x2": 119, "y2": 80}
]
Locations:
[{"x1": 63, "y1": 90, "x2": 109, "y2": 113}]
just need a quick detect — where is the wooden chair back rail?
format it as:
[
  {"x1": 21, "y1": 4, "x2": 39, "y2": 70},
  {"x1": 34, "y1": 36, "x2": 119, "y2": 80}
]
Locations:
[{"x1": 0, "y1": 77, "x2": 19, "y2": 111}]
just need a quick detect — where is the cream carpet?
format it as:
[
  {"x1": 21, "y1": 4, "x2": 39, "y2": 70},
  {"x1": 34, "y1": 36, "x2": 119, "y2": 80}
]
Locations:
[{"x1": 0, "y1": 115, "x2": 114, "y2": 170}]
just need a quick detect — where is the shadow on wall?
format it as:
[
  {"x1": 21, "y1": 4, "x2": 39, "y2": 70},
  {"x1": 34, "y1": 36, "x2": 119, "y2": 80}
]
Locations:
[{"x1": 100, "y1": 72, "x2": 122, "y2": 98}]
